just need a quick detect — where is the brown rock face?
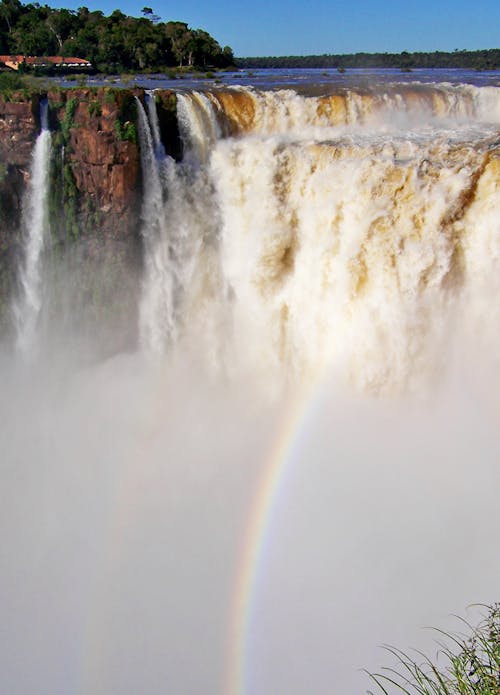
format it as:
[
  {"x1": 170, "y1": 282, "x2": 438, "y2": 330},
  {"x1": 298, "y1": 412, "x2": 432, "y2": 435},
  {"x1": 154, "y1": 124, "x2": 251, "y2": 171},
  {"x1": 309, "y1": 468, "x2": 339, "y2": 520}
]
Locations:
[
  {"x1": 0, "y1": 94, "x2": 38, "y2": 168},
  {"x1": 0, "y1": 88, "x2": 143, "y2": 240},
  {"x1": 0, "y1": 87, "x2": 146, "y2": 348},
  {"x1": 48, "y1": 88, "x2": 141, "y2": 241},
  {"x1": 0, "y1": 92, "x2": 38, "y2": 233},
  {"x1": 0, "y1": 93, "x2": 39, "y2": 333}
]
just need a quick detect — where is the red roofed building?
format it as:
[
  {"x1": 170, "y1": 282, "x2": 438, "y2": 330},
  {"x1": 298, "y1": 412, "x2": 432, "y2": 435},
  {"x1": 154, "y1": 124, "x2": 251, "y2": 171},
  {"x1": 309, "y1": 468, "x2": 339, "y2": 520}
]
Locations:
[{"x1": 0, "y1": 55, "x2": 92, "y2": 70}]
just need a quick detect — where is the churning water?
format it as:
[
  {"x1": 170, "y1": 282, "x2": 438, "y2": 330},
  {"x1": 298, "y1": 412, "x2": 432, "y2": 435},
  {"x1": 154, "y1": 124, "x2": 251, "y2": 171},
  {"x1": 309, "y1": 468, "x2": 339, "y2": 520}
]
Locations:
[{"x1": 1, "y1": 77, "x2": 499, "y2": 695}]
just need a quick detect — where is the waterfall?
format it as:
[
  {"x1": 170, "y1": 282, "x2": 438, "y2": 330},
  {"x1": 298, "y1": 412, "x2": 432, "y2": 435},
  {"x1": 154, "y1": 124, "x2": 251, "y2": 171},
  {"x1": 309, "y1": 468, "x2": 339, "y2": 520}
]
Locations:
[
  {"x1": 176, "y1": 92, "x2": 223, "y2": 165},
  {"x1": 199, "y1": 83, "x2": 500, "y2": 138},
  {"x1": 145, "y1": 90, "x2": 166, "y2": 160},
  {"x1": 136, "y1": 94, "x2": 222, "y2": 361},
  {"x1": 135, "y1": 96, "x2": 177, "y2": 354},
  {"x1": 13, "y1": 98, "x2": 51, "y2": 358},
  {"x1": 1, "y1": 79, "x2": 500, "y2": 695},
  {"x1": 128, "y1": 83, "x2": 500, "y2": 390},
  {"x1": 145, "y1": 83, "x2": 500, "y2": 393}
]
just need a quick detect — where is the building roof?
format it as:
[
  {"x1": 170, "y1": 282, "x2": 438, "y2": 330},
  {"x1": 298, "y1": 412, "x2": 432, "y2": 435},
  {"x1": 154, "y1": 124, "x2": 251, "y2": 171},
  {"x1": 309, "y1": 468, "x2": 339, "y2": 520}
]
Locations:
[{"x1": 0, "y1": 55, "x2": 92, "y2": 66}]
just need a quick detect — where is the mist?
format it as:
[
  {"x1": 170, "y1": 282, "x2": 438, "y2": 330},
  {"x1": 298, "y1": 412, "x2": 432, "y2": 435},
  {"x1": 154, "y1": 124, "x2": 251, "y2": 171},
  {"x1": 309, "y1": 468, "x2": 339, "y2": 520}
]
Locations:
[
  {"x1": 0, "y1": 333, "x2": 498, "y2": 695},
  {"x1": 1, "y1": 79, "x2": 499, "y2": 695}
]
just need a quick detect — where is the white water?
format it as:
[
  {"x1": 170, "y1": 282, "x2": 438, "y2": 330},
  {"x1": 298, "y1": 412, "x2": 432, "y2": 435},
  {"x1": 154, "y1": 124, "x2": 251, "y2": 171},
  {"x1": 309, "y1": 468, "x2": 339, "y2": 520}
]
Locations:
[
  {"x1": 135, "y1": 96, "x2": 178, "y2": 353},
  {"x1": 137, "y1": 93, "x2": 222, "y2": 361},
  {"x1": 139, "y1": 84, "x2": 500, "y2": 394},
  {"x1": 2, "y1": 82, "x2": 498, "y2": 695},
  {"x1": 205, "y1": 83, "x2": 500, "y2": 136},
  {"x1": 177, "y1": 91, "x2": 224, "y2": 165},
  {"x1": 145, "y1": 90, "x2": 166, "y2": 160},
  {"x1": 13, "y1": 99, "x2": 51, "y2": 357}
]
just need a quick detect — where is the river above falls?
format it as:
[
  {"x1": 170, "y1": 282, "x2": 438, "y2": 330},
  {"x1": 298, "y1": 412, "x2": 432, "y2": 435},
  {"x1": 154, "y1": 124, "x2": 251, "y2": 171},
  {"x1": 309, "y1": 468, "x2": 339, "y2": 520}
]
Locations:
[{"x1": 50, "y1": 66, "x2": 500, "y2": 93}]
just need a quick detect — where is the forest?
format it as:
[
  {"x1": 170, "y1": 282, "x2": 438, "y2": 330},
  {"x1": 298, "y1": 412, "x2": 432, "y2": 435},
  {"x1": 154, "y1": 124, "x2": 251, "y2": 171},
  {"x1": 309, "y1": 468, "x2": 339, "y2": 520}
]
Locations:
[
  {"x1": 237, "y1": 49, "x2": 500, "y2": 71},
  {"x1": 0, "y1": 0, "x2": 235, "y2": 72},
  {"x1": 0, "y1": 0, "x2": 498, "y2": 75}
]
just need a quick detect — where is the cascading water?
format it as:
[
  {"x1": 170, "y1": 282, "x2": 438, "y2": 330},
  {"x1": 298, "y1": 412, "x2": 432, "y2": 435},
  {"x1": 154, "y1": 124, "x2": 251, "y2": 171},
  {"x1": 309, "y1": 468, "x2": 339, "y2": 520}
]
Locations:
[
  {"x1": 13, "y1": 98, "x2": 51, "y2": 358},
  {"x1": 177, "y1": 91, "x2": 224, "y2": 165},
  {"x1": 204, "y1": 82, "x2": 500, "y2": 134},
  {"x1": 136, "y1": 92, "x2": 223, "y2": 362},
  {"x1": 135, "y1": 96, "x2": 177, "y2": 354},
  {"x1": 1, "y1": 77, "x2": 500, "y2": 695},
  {"x1": 147, "y1": 82, "x2": 500, "y2": 393},
  {"x1": 145, "y1": 90, "x2": 167, "y2": 161}
]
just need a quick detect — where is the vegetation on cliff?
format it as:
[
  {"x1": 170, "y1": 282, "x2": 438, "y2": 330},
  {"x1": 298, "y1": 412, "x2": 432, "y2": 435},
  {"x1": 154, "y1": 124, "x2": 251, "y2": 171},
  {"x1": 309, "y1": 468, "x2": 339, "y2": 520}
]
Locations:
[
  {"x1": 0, "y1": 0, "x2": 234, "y2": 72},
  {"x1": 237, "y1": 49, "x2": 500, "y2": 71},
  {"x1": 0, "y1": 84, "x2": 151, "y2": 342}
]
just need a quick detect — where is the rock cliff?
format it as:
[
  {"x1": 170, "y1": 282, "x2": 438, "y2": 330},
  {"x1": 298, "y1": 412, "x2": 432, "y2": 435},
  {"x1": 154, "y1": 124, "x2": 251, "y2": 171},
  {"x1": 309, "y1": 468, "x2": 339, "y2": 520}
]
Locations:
[
  {"x1": 0, "y1": 86, "x2": 178, "y2": 349},
  {"x1": 0, "y1": 92, "x2": 38, "y2": 331}
]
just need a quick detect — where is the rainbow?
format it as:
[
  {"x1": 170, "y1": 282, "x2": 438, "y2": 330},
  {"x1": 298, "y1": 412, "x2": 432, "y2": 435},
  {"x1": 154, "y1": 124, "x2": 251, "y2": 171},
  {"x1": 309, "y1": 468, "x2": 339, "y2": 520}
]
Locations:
[
  {"x1": 79, "y1": 363, "x2": 327, "y2": 694},
  {"x1": 224, "y1": 382, "x2": 324, "y2": 695}
]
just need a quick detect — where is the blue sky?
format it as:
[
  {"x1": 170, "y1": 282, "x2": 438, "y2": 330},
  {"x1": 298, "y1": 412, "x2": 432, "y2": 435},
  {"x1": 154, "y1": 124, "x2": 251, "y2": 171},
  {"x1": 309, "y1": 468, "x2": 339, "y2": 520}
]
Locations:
[{"x1": 45, "y1": 0, "x2": 500, "y2": 57}]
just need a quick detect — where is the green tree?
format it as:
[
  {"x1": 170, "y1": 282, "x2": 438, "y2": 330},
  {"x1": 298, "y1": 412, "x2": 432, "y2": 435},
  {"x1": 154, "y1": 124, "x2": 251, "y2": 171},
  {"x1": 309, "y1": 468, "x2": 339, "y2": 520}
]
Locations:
[
  {"x1": 0, "y1": 0, "x2": 23, "y2": 35},
  {"x1": 164, "y1": 21, "x2": 194, "y2": 66},
  {"x1": 12, "y1": 6, "x2": 58, "y2": 54},
  {"x1": 47, "y1": 9, "x2": 77, "y2": 52},
  {"x1": 0, "y1": 0, "x2": 235, "y2": 72}
]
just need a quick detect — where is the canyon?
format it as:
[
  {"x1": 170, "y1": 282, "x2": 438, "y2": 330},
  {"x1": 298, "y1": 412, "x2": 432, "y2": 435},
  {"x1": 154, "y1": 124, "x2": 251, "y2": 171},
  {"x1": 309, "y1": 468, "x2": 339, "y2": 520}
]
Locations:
[{"x1": 0, "y1": 76, "x2": 499, "y2": 695}]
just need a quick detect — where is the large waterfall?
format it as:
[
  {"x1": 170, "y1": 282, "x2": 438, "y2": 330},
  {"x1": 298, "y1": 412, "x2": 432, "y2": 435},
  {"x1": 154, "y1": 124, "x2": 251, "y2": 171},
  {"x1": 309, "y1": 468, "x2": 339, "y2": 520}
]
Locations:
[
  {"x1": 137, "y1": 83, "x2": 500, "y2": 393},
  {"x1": 1, "y1": 78, "x2": 499, "y2": 695},
  {"x1": 12, "y1": 99, "x2": 51, "y2": 358},
  {"x1": 137, "y1": 92, "x2": 222, "y2": 361}
]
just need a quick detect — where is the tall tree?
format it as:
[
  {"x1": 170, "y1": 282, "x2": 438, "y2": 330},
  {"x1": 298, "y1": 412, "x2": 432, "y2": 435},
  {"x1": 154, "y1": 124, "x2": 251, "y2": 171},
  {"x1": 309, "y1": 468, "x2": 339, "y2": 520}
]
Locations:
[{"x1": 47, "y1": 8, "x2": 77, "y2": 52}]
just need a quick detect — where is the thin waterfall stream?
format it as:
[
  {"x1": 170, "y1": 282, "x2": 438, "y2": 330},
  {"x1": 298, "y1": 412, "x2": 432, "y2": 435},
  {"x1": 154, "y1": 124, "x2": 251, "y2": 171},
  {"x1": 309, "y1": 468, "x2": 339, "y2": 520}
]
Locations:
[
  {"x1": 13, "y1": 98, "x2": 51, "y2": 358},
  {"x1": 135, "y1": 95, "x2": 177, "y2": 354}
]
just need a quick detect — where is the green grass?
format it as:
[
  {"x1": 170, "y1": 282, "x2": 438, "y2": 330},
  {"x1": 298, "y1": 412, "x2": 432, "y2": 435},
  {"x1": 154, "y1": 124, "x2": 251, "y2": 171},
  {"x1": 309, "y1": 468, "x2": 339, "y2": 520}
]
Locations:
[{"x1": 367, "y1": 604, "x2": 500, "y2": 695}]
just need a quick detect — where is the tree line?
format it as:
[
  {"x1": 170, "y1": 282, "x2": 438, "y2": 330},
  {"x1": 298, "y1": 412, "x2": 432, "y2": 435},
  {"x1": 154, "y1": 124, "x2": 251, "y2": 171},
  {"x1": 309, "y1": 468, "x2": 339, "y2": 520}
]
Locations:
[
  {"x1": 0, "y1": 0, "x2": 235, "y2": 72},
  {"x1": 236, "y1": 49, "x2": 500, "y2": 71}
]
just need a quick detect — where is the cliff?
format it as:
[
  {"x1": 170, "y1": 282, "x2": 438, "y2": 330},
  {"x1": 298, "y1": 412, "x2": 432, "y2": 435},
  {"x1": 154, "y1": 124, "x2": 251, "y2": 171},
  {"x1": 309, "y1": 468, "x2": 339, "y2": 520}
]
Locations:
[
  {"x1": 0, "y1": 91, "x2": 38, "y2": 331},
  {"x1": 0, "y1": 86, "x2": 178, "y2": 348}
]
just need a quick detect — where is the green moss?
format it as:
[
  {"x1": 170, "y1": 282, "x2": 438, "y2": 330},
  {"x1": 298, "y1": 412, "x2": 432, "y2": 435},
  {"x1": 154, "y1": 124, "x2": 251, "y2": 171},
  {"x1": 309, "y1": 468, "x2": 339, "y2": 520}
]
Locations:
[
  {"x1": 48, "y1": 134, "x2": 81, "y2": 244},
  {"x1": 63, "y1": 163, "x2": 77, "y2": 197},
  {"x1": 63, "y1": 162, "x2": 79, "y2": 240},
  {"x1": 52, "y1": 131, "x2": 65, "y2": 149},
  {"x1": 116, "y1": 91, "x2": 136, "y2": 121},
  {"x1": 155, "y1": 91, "x2": 176, "y2": 111},
  {"x1": 114, "y1": 119, "x2": 137, "y2": 144},
  {"x1": 61, "y1": 96, "x2": 78, "y2": 143},
  {"x1": 103, "y1": 89, "x2": 117, "y2": 105},
  {"x1": 111, "y1": 92, "x2": 138, "y2": 144},
  {"x1": 88, "y1": 100, "x2": 102, "y2": 117}
]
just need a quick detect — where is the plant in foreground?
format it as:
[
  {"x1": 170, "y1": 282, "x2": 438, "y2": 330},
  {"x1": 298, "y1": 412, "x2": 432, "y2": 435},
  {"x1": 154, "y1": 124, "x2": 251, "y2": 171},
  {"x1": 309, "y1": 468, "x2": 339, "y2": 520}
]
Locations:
[{"x1": 366, "y1": 604, "x2": 499, "y2": 695}]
